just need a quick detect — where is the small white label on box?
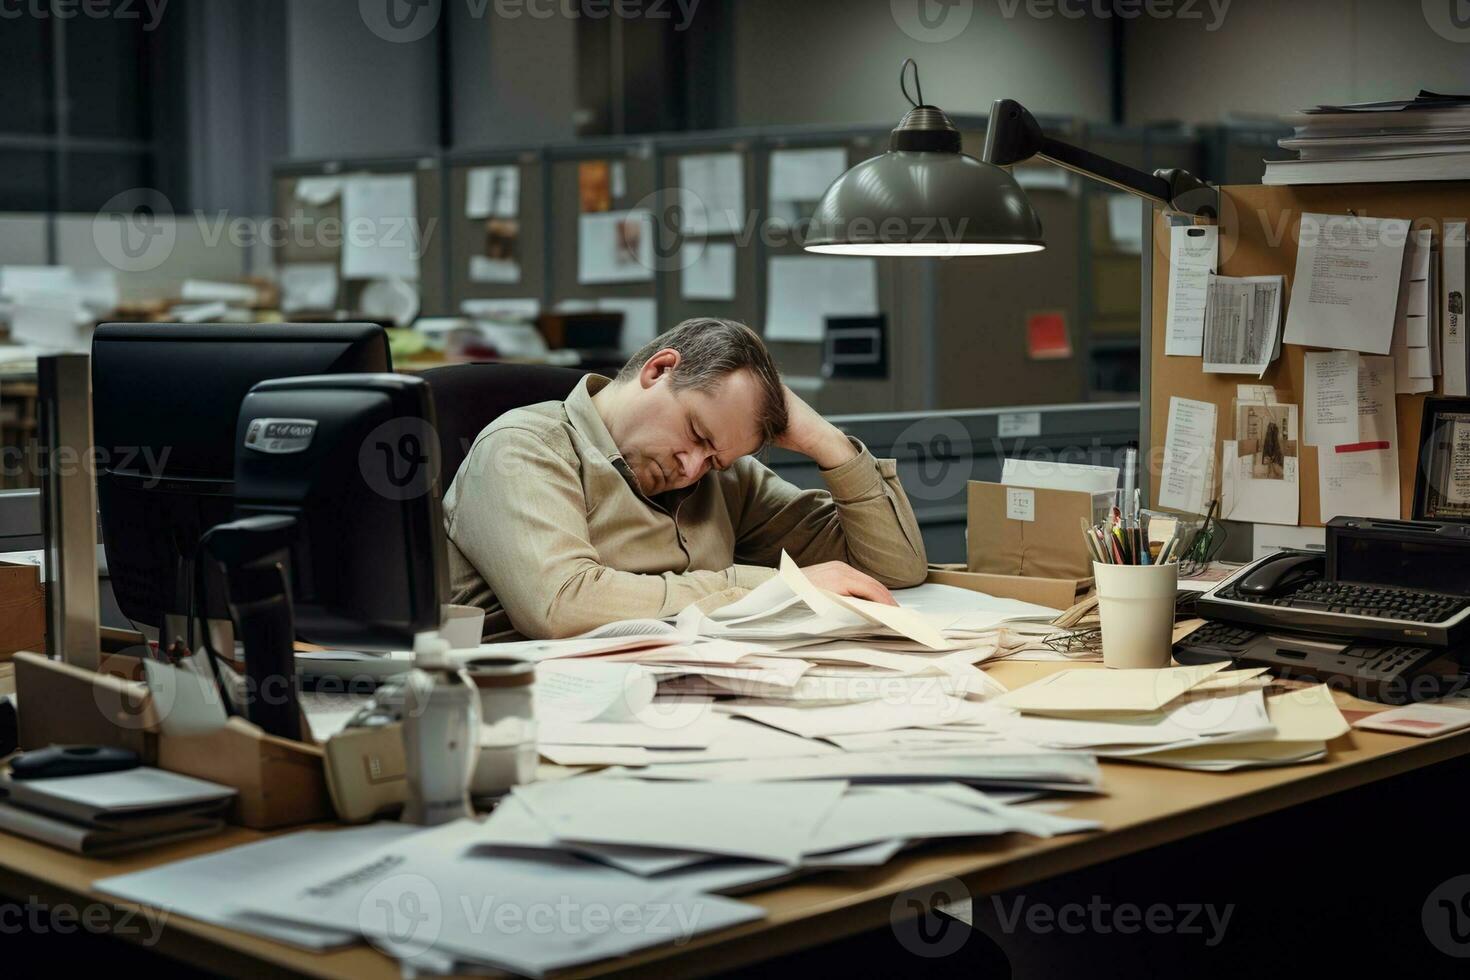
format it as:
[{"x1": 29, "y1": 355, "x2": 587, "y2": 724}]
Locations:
[
  {"x1": 998, "y1": 412, "x2": 1041, "y2": 439},
  {"x1": 1006, "y1": 487, "x2": 1036, "y2": 522}
]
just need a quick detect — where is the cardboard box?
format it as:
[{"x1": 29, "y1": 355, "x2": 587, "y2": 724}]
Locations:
[
  {"x1": 967, "y1": 481, "x2": 1107, "y2": 581},
  {"x1": 0, "y1": 561, "x2": 45, "y2": 661},
  {"x1": 927, "y1": 565, "x2": 1089, "y2": 613},
  {"x1": 11, "y1": 651, "x2": 331, "y2": 830}
]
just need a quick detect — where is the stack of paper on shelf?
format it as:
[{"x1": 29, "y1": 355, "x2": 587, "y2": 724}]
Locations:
[{"x1": 1266, "y1": 95, "x2": 1470, "y2": 185}]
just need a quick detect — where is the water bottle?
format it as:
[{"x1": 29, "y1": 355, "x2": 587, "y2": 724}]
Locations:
[{"x1": 400, "y1": 633, "x2": 478, "y2": 825}]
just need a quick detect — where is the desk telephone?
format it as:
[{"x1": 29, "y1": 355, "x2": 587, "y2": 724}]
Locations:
[{"x1": 1175, "y1": 518, "x2": 1470, "y2": 704}]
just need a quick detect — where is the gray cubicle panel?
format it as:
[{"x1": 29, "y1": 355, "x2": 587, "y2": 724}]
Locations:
[
  {"x1": 656, "y1": 135, "x2": 761, "y2": 336},
  {"x1": 930, "y1": 120, "x2": 1087, "y2": 410},
  {"x1": 445, "y1": 149, "x2": 547, "y2": 309},
  {"x1": 1199, "y1": 123, "x2": 1294, "y2": 186},
  {"x1": 546, "y1": 140, "x2": 660, "y2": 309},
  {"x1": 753, "y1": 127, "x2": 905, "y2": 415},
  {"x1": 271, "y1": 156, "x2": 449, "y2": 318}
]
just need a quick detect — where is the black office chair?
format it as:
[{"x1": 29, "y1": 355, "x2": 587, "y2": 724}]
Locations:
[{"x1": 420, "y1": 362, "x2": 588, "y2": 491}]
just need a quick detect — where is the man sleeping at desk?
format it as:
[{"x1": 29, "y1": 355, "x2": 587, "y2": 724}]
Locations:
[{"x1": 442, "y1": 317, "x2": 928, "y2": 641}]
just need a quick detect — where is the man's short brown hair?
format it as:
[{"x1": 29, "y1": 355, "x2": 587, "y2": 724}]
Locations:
[{"x1": 615, "y1": 317, "x2": 788, "y2": 443}]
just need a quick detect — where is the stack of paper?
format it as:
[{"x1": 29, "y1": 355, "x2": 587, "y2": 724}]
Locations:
[{"x1": 952, "y1": 666, "x2": 1348, "y2": 771}]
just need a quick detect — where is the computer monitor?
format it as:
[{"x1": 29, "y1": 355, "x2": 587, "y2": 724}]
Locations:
[
  {"x1": 206, "y1": 373, "x2": 449, "y2": 738},
  {"x1": 91, "y1": 323, "x2": 391, "y2": 639}
]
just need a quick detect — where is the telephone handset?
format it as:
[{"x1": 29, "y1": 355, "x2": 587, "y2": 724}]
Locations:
[{"x1": 1234, "y1": 551, "x2": 1325, "y2": 598}]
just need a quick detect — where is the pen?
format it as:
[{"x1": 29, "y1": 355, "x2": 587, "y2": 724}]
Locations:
[{"x1": 1122, "y1": 448, "x2": 1137, "y2": 528}]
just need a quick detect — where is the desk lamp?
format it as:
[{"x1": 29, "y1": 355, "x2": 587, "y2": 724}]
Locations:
[{"x1": 804, "y1": 59, "x2": 1217, "y2": 256}]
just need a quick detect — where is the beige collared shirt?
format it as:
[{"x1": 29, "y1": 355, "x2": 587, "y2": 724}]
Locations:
[{"x1": 442, "y1": 375, "x2": 927, "y2": 640}]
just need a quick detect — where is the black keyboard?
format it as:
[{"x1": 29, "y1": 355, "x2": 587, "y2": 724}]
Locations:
[
  {"x1": 1175, "y1": 620, "x2": 1467, "y2": 705},
  {"x1": 1222, "y1": 580, "x2": 1469, "y2": 624}
]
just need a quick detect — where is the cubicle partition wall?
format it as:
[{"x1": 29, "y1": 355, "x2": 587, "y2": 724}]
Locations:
[
  {"x1": 272, "y1": 155, "x2": 449, "y2": 319},
  {"x1": 445, "y1": 147, "x2": 548, "y2": 310}
]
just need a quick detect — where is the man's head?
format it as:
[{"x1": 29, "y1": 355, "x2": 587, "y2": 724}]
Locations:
[{"x1": 596, "y1": 318, "x2": 788, "y2": 496}]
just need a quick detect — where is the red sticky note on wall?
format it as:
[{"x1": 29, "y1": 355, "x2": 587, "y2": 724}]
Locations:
[{"x1": 1027, "y1": 311, "x2": 1072, "y2": 360}]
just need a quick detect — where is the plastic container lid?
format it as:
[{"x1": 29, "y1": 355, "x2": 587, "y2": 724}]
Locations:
[{"x1": 412, "y1": 631, "x2": 453, "y2": 669}]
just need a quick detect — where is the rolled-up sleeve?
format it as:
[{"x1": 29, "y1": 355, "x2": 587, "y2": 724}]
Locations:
[{"x1": 730, "y1": 438, "x2": 928, "y2": 588}]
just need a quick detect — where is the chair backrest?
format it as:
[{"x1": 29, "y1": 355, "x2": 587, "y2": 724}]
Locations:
[{"x1": 421, "y1": 363, "x2": 589, "y2": 491}]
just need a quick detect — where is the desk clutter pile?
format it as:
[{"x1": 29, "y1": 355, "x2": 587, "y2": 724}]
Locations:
[{"x1": 0, "y1": 556, "x2": 1356, "y2": 976}]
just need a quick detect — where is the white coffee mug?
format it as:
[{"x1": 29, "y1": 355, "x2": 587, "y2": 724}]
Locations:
[{"x1": 1092, "y1": 561, "x2": 1179, "y2": 669}]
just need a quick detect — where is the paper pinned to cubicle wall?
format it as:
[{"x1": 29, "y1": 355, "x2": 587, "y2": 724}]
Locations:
[
  {"x1": 577, "y1": 210, "x2": 654, "y2": 285},
  {"x1": 768, "y1": 148, "x2": 847, "y2": 229},
  {"x1": 1158, "y1": 397, "x2": 1217, "y2": 515},
  {"x1": 340, "y1": 174, "x2": 420, "y2": 281},
  {"x1": 294, "y1": 176, "x2": 343, "y2": 207},
  {"x1": 465, "y1": 165, "x2": 519, "y2": 220},
  {"x1": 678, "y1": 153, "x2": 745, "y2": 235},
  {"x1": 1318, "y1": 355, "x2": 1399, "y2": 521},
  {"x1": 1303, "y1": 350, "x2": 1360, "y2": 447},
  {"x1": 681, "y1": 241, "x2": 737, "y2": 301},
  {"x1": 1201, "y1": 274, "x2": 1283, "y2": 376},
  {"x1": 1164, "y1": 225, "x2": 1217, "y2": 357},
  {"x1": 1283, "y1": 212, "x2": 1407, "y2": 355},
  {"x1": 1444, "y1": 220, "x2": 1467, "y2": 396},
  {"x1": 765, "y1": 255, "x2": 877, "y2": 342}
]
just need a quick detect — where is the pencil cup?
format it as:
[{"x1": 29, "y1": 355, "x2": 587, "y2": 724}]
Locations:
[{"x1": 1092, "y1": 561, "x2": 1178, "y2": 669}]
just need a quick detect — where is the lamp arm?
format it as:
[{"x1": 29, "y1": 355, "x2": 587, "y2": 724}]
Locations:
[{"x1": 982, "y1": 98, "x2": 1217, "y2": 217}]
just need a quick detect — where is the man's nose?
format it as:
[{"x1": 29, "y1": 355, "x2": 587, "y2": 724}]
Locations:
[{"x1": 676, "y1": 451, "x2": 707, "y2": 481}]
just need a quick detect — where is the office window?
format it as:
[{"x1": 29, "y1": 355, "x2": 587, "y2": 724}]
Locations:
[{"x1": 0, "y1": 10, "x2": 182, "y2": 212}]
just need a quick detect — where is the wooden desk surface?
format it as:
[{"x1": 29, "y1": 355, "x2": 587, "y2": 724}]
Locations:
[{"x1": 1, "y1": 660, "x2": 1465, "y2": 980}]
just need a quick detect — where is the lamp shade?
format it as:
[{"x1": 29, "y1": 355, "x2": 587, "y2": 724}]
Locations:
[{"x1": 804, "y1": 150, "x2": 1045, "y2": 256}]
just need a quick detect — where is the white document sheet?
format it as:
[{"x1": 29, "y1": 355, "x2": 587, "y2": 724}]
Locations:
[
  {"x1": 1164, "y1": 224, "x2": 1218, "y2": 356},
  {"x1": 594, "y1": 296, "x2": 659, "y2": 354},
  {"x1": 1392, "y1": 229, "x2": 1436, "y2": 393},
  {"x1": 1283, "y1": 212, "x2": 1408, "y2": 354},
  {"x1": 533, "y1": 661, "x2": 655, "y2": 723},
  {"x1": 278, "y1": 262, "x2": 339, "y2": 313},
  {"x1": 1303, "y1": 349, "x2": 1360, "y2": 446},
  {"x1": 680, "y1": 240, "x2": 737, "y2": 300},
  {"x1": 468, "y1": 254, "x2": 520, "y2": 283},
  {"x1": 1318, "y1": 354, "x2": 1399, "y2": 521},
  {"x1": 1222, "y1": 438, "x2": 1300, "y2": 526},
  {"x1": 294, "y1": 176, "x2": 342, "y2": 206},
  {"x1": 465, "y1": 165, "x2": 518, "y2": 219},
  {"x1": 1106, "y1": 194, "x2": 1144, "y2": 254},
  {"x1": 514, "y1": 777, "x2": 846, "y2": 865},
  {"x1": 721, "y1": 694, "x2": 979, "y2": 739},
  {"x1": 1158, "y1": 396, "x2": 1217, "y2": 515},
  {"x1": 1444, "y1": 220, "x2": 1468, "y2": 396},
  {"x1": 768, "y1": 147, "x2": 847, "y2": 228},
  {"x1": 1000, "y1": 458, "x2": 1119, "y2": 495},
  {"x1": 577, "y1": 210, "x2": 655, "y2": 284},
  {"x1": 233, "y1": 825, "x2": 763, "y2": 976},
  {"x1": 341, "y1": 174, "x2": 420, "y2": 280},
  {"x1": 95, "y1": 824, "x2": 417, "y2": 950},
  {"x1": 1202, "y1": 274, "x2": 1284, "y2": 375},
  {"x1": 677, "y1": 153, "x2": 745, "y2": 234},
  {"x1": 994, "y1": 663, "x2": 1228, "y2": 715},
  {"x1": 764, "y1": 255, "x2": 877, "y2": 342}
]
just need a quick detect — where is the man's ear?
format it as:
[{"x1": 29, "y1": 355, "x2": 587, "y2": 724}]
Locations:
[{"x1": 638, "y1": 348, "x2": 681, "y2": 389}]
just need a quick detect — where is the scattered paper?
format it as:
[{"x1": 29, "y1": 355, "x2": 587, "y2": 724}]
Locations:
[
  {"x1": 1164, "y1": 224, "x2": 1218, "y2": 356},
  {"x1": 533, "y1": 661, "x2": 655, "y2": 724},
  {"x1": 278, "y1": 262, "x2": 338, "y2": 313},
  {"x1": 1283, "y1": 212, "x2": 1408, "y2": 354},
  {"x1": 765, "y1": 255, "x2": 877, "y2": 342},
  {"x1": 1202, "y1": 274, "x2": 1283, "y2": 375},
  {"x1": 994, "y1": 663, "x2": 1228, "y2": 716}
]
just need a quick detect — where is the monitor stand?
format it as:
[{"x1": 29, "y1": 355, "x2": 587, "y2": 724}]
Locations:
[{"x1": 203, "y1": 515, "x2": 303, "y2": 742}]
